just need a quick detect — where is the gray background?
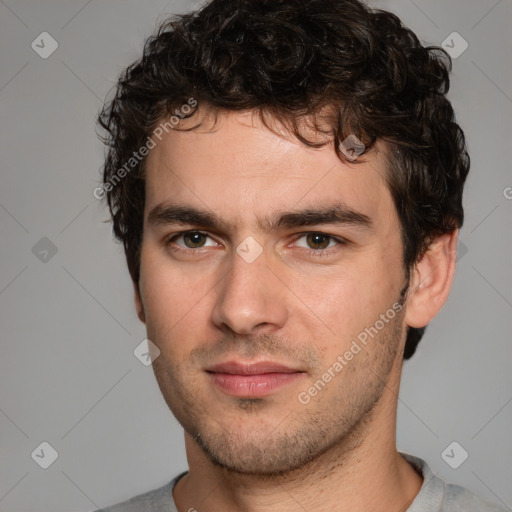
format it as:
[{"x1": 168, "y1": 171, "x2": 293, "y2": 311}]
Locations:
[{"x1": 0, "y1": 0, "x2": 511, "y2": 510}]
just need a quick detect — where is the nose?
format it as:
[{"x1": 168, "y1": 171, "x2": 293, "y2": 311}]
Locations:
[{"x1": 211, "y1": 246, "x2": 288, "y2": 336}]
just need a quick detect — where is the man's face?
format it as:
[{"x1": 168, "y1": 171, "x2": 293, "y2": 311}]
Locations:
[{"x1": 138, "y1": 109, "x2": 409, "y2": 475}]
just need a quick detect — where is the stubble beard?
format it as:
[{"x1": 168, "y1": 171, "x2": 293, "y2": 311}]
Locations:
[{"x1": 150, "y1": 293, "x2": 407, "y2": 479}]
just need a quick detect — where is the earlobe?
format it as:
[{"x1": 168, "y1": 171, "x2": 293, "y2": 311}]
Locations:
[
  {"x1": 404, "y1": 229, "x2": 459, "y2": 329},
  {"x1": 133, "y1": 281, "x2": 146, "y2": 324}
]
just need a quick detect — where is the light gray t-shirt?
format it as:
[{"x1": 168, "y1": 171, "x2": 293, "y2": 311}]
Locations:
[{"x1": 94, "y1": 454, "x2": 508, "y2": 511}]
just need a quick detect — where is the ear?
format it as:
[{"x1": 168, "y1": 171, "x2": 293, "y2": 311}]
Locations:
[
  {"x1": 133, "y1": 281, "x2": 146, "y2": 324},
  {"x1": 404, "y1": 229, "x2": 459, "y2": 328}
]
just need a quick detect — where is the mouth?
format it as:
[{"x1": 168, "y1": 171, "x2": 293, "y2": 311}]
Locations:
[{"x1": 205, "y1": 360, "x2": 305, "y2": 398}]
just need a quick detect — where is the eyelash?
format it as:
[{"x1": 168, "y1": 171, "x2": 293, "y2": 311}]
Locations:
[{"x1": 165, "y1": 231, "x2": 346, "y2": 257}]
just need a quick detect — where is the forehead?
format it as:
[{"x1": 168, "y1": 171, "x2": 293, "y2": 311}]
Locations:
[{"x1": 143, "y1": 110, "x2": 395, "y2": 230}]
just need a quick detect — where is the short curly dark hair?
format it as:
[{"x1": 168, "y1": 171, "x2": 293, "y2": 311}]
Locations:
[{"x1": 97, "y1": 0, "x2": 470, "y2": 359}]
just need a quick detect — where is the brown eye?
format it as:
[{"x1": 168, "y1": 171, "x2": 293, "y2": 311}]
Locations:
[
  {"x1": 182, "y1": 231, "x2": 208, "y2": 248},
  {"x1": 166, "y1": 230, "x2": 219, "y2": 254},
  {"x1": 292, "y1": 232, "x2": 345, "y2": 256},
  {"x1": 305, "y1": 233, "x2": 332, "y2": 250}
]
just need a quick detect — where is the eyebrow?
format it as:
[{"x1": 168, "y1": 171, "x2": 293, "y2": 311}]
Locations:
[{"x1": 147, "y1": 202, "x2": 373, "y2": 232}]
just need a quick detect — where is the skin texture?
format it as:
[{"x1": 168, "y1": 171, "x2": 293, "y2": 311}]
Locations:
[{"x1": 134, "y1": 108, "x2": 458, "y2": 512}]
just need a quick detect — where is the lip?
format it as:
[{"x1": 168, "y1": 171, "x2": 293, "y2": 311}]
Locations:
[
  {"x1": 206, "y1": 360, "x2": 305, "y2": 398},
  {"x1": 206, "y1": 360, "x2": 301, "y2": 375}
]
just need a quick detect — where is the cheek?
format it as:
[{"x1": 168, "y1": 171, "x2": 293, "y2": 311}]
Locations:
[
  {"x1": 139, "y1": 248, "x2": 213, "y2": 341},
  {"x1": 296, "y1": 256, "x2": 401, "y2": 345}
]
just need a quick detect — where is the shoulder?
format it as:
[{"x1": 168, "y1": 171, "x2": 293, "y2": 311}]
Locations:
[
  {"x1": 442, "y1": 482, "x2": 508, "y2": 512},
  {"x1": 401, "y1": 453, "x2": 508, "y2": 512},
  {"x1": 92, "y1": 471, "x2": 187, "y2": 512}
]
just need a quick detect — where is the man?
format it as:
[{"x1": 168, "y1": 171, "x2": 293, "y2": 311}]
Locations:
[{"x1": 94, "y1": 0, "x2": 506, "y2": 510}]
